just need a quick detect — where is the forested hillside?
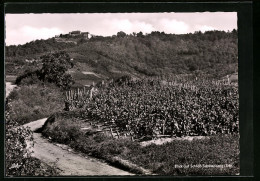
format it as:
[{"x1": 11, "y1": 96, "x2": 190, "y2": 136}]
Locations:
[
  {"x1": 5, "y1": 30, "x2": 238, "y2": 81},
  {"x1": 6, "y1": 38, "x2": 77, "y2": 57}
]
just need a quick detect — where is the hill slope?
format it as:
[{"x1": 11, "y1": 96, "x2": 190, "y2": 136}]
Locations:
[{"x1": 5, "y1": 30, "x2": 238, "y2": 84}]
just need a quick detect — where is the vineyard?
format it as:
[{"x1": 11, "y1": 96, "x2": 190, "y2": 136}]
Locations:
[{"x1": 64, "y1": 76, "x2": 239, "y2": 140}]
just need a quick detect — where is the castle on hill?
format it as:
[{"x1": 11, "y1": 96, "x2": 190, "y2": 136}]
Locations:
[{"x1": 55, "y1": 30, "x2": 93, "y2": 39}]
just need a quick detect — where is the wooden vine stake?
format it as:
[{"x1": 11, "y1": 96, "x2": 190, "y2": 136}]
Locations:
[
  {"x1": 110, "y1": 128, "x2": 114, "y2": 138},
  {"x1": 116, "y1": 130, "x2": 120, "y2": 139},
  {"x1": 162, "y1": 120, "x2": 165, "y2": 135}
]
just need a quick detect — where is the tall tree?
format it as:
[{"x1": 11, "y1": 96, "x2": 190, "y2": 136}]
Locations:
[
  {"x1": 117, "y1": 31, "x2": 127, "y2": 38},
  {"x1": 40, "y1": 51, "x2": 74, "y2": 89},
  {"x1": 137, "y1": 31, "x2": 144, "y2": 38}
]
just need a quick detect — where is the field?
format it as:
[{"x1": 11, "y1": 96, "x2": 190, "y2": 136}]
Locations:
[
  {"x1": 6, "y1": 75, "x2": 17, "y2": 83},
  {"x1": 64, "y1": 76, "x2": 239, "y2": 139},
  {"x1": 41, "y1": 76, "x2": 239, "y2": 175}
]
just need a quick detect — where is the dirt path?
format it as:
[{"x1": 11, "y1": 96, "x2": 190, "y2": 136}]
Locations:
[
  {"x1": 6, "y1": 81, "x2": 133, "y2": 175},
  {"x1": 23, "y1": 119, "x2": 134, "y2": 176},
  {"x1": 82, "y1": 71, "x2": 101, "y2": 78}
]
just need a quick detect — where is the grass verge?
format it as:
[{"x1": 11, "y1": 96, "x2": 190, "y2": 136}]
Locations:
[
  {"x1": 7, "y1": 83, "x2": 64, "y2": 125},
  {"x1": 41, "y1": 111, "x2": 240, "y2": 175},
  {"x1": 121, "y1": 135, "x2": 239, "y2": 175}
]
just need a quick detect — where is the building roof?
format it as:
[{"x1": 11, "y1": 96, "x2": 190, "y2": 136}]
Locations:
[{"x1": 70, "y1": 31, "x2": 81, "y2": 34}]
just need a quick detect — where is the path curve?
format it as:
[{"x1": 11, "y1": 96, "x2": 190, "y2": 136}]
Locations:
[
  {"x1": 23, "y1": 119, "x2": 134, "y2": 176},
  {"x1": 7, "y1": 82, "x2": 133, "y2": 175}
]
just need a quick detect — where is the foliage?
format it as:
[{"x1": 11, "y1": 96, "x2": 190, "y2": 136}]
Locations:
[
  {"x1": 5, "y1": 102, "x2": 59, "y2": 176},
  {"x1": 5, "y1": 38, "x2": 76, "y2": 57},
  {"x1": 66, "y1": 30, "x2": 237, "y2": 78},
  {"x1": 15, "y1": 51, "x2": 75, "y2": 90},
  {"x1": 122, "y1": 134, "x2": 239, "y2": 175},
  {"x1": 15, "y1": 70, "x2": 41, "y2": 85},
  {"x1": 6, "y1": 30, "x2": 238, "y2": 79},
  {"x1": 117, "y1": 31, "x2": 127, "y2": 38},
  {"x1": 41, "y1": 75, "x2": 239, "y2": 175},
  {"x1": 8, "y1": 83, "x2": 64, "y2": 125},
  {"x1": 114, "y1": 75, "x2": 132, "y2": 86},
  {"x1": 5, "y1": 105, "x2": 33, "y2": 176},
  {"x1": 39, "y1": 51, "x2": 74, "y2": 89},
  {"x1": 41, "y1": 112, "x2": 138, "y2": 159},
  {"x1": 41, "y1": 111, "x2": 239, "y2": 175},
  {"x1": 66, "y1": 77, "x2": 239, "y2": 139},
  {"x1": 137, "y1": 31, "x2": 144, "y2": 38}
]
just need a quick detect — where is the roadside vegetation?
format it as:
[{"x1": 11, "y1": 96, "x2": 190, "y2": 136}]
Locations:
[
  {"x1": 5, "y1": 102, "x2": 60, "y2": 176},
  {"x1": 8, "y1": 51, "x2": 73, "y2": 125},
  {"x1": 8, "y1": 83, "x2": 64, "y2": 125},
  {"x1": 41, "y1": 111, "x2": 239, "y2": 175},
  {"x1": 5, "y1": 52, "x2": 73, "y2": 176}
]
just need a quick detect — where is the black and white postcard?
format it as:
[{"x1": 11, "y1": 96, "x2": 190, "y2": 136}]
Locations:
[{"x1": 4, "y1": 2, "x2": 253, "y2": 177}]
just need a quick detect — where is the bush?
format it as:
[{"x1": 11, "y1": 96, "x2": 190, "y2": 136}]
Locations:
[
  {"x1": 15, "y1": 70, "x2": 40, "y2": 85},
  {"x1": 17, "y1": 72, "x2": 42, "y2": 86},
  {"x1": 5, "y1": 102, "x2": 59, "y2": 176},
  {"x1": 41, "y1": 112, "x2": 138, "y2": 159},
  {"x1": 8, "y1": 83, "x2": 64, "y2": 125},
  {"x1": 42, "y1": 113, "x2": 83, "y2": 143}
]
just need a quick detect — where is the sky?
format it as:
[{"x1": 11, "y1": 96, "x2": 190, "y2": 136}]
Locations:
[{"x1": 5, "y1": 12, "x2": 237, "y2": 46}]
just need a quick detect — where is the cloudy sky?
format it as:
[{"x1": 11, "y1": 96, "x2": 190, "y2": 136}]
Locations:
[{"x1": 5, "y1": 12, "x2": 237, "y2": 46}]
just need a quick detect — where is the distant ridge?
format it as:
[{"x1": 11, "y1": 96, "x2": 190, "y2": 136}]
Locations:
[{"x1": 5, "y1": 30, "x2": 238, "y2": 85}]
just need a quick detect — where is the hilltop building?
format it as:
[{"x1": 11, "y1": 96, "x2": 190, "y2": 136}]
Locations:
[
  {"x1": 81, "y1": 32, "x2": 89, "y2": 38},
  {"x1": 55, "y1": 31, "x2": 92, "y2": 39},
  {"x1": 69, "y1": 30, "x2": 81, "y2": 36}
]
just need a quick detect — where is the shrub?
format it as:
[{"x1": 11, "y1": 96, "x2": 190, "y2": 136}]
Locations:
[
  {"x1": 16, "y1": 72, "x2": 42, "y2": 86},
  {"x1": 8, "y1": 83, "x2": 64, "y2": 125},
  {"x1": 41, "y1": 112, "x2": 138, "y2": 159},
  {"x1": 5, "y1": 102, "x2": 59, "y2": 176},
  {"x1": 5, "y1": 110, "x2": 33, "y2": 176},
  {"x1": 41, "y1": 113, "x2": 83, "y2": 144}
]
